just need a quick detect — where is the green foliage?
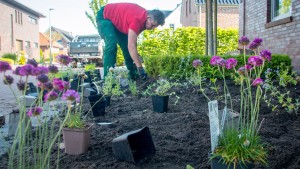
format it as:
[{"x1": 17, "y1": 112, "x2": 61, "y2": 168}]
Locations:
[
  {"x1": 2, "y1": 53, "x2": 17, "y2": 63},
  {"x1": 186, "y1": 165, "x2": 194, "y2": 169},
  {"x1": 0, "y1": 58, "x2": 14, "y2": 65},
  {"x1": 138, "y1": 27, "x2": 238, "y2": 57},
  {"x1": 143, "y1": 79, "x2": 180, "y2": 96},
  {"x1": 85, "y1": 63, "x2": 96, "y2": 72},
  {"x1": 128, "y1": 80, "x2": 139, "y2": 96},
  {"x1": 65, "y1": 112, "x2": 85, "y2": 129},
  {"x1": 101, "y1": 69, "x2": 124, "y2": 96},
  {"x1": 85, "y1": 0, "x2": 108, "y2": 29},
  {"x1": 18, "y1": 51, "x2": 26, "y2": 65},
  {"x1": 116, "y1": 45, "x2": 125, "y2": 66}
]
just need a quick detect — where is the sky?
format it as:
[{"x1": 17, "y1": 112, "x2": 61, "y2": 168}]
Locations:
[{"x1": 17, "y1": 0, "x2": 182, "y2": 36}]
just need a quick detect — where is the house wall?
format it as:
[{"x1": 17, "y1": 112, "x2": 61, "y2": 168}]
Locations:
[
  {"x1": 160, "y1": 4, "x2": 182, "y2": 30},
  {"x1": 239, "y1": 0, "x2": 300, "y2": 72},
  {"x1": 181, "y1": 0, "x2": 239, "y2": 28},
  {"x1": 0, "y1": 1, "x2": 40, "y2": 59}
]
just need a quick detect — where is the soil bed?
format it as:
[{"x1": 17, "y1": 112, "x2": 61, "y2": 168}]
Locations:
[{"x1": 1, "y1": 79, "x2": 300, "y2": 169}]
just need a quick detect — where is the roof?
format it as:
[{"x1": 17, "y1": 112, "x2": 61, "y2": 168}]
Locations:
[
  {"x1": 195, "y1": 0, "x2": 240, "y2": 5},
  {"x1": 2, "y1": 0, "x2": 45, "y2": 18},
  {"x1": 39, "y1": 32, "x2": 63, "y2": 48},
  {"x1": 45, "y1": 26, "x2": 74, "y2": 43}
]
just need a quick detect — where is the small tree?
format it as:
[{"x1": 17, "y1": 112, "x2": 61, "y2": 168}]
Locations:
[{"x1": 85, "y1": 0, "x2": 108, "y2": 29}]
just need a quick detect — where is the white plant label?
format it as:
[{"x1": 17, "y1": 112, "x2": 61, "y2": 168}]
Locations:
[{"x1": 208, "y1": 100, "x2": 220, "y2": 152}]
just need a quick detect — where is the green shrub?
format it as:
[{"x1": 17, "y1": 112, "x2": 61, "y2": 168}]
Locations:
[
  {"x1": 85, "y1": 63, "x2": 96, "y2": 71},
  {"x1": 0, "y1": 58, "x2": 14, "y2": 65},
  {"x1": 144, "y1": 54, "x2": 292, "y2": 79},
  {"x1": 2, "y1": 53, "x2": 17, "y2": 63},
  {"x1": 18, "y1": 52, "x2": 26, "y2": 65}
]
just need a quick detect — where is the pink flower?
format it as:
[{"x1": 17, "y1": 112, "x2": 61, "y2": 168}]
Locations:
[
  {"x1": 192, "y1": 59, "x2": 203, "y2": 68},
  {"x1": 33, "y1": 66, "x2": 49, "y2": 76},
  {"x1": 210, "y1": 56, "x2": 222, "y2": 66},
  {"x1": 62, "y1": 90, "x2": 80, "y2": 102},
  {"x1": 44, "y1": 91, "x2": 58, "y2": 102},
  {"x1": 248, "y1": 56, "x2": 263, "y2": 67},
  {"x1": 217, "y1": 58, "x2": 226, "y2": 67},
  {"x1": 19, "y1": 64, "x2": 35, "y2": 76},
  {"x1": 260, "y1": 50, "x2": 272, "y2": 61},
  {"x1": 225, "y1": 58, "x2": 238, "y2": 69},
  {"x1": 26, "y1": 59, "x2": 38, "y2": 67},
  {"x1": 37, "y1": 74, "x2": 49, "y2": 83},
  {"x1": 52, "y1": 78, "x2": 64, "y2": 91},
  {"x1": 17, "y1": 80, "x2": 26, "y2": 91},
  {"x1": 27, "y1": 107, "x2": 43, "y2": 117},
  {"x1": 3, "y1": 75, "x2": 14, "y2": 85},
  {"x1": 0, "y1": 61, "x2": 12, "y2": 73},
  {"x1": 252, "y1": 78, "x2": 264, "y2": 86},
  {"x1": 238, "y1": 36, "x2": 250, "y2": 46},
  {"x1": 63, "y1": 81, "x2": 70, "y2": 90},
  {"x1": 48, "y1": 65, "x2": 58, "y2": 74}
]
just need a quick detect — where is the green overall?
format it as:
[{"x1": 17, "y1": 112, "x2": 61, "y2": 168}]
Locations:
[{"x1": 96, "y1": 7, "x2": 138, "y2": 79}]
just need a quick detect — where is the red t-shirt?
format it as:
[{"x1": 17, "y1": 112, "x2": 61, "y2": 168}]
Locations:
[{"x1": 103, "y1": 3, "x2": 147, "y2": 35}]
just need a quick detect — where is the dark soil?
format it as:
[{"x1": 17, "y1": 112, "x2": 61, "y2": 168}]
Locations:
[{"x1": 1, "y1": 79, "x2": 300, "y2": 169}]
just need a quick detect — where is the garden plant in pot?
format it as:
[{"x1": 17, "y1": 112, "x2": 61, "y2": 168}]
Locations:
[
  {"x1": 194, "y1": 36, "x2": 270, "y2": 169},
  {"x1": 143, "y1": 78, "x2": 179, "y2": 113}
]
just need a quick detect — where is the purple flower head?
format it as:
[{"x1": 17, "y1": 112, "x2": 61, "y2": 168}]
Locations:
[
  {"x1": 56, "y1": 55, "x2": 72, "y2": 66},
  {"x1": 217, "y1": 58, "x2": 226, "y2": 67},
  {"x1": 63, "y1": 81, "x2": 70, "y2": 90},
  {"x1": 19, "y1": 64, "x2": 35, "y2": 76},
  {"x1": 44, "y1": 82, "x2": 53, "y2": 91},
  {"x1": 62, "y1": 90, "x2": 80, "y2": 102},
  {"x1": 48, "y1": 65, "x2": 58, "y2": 74},
  {"x1": 26, "y1": 59, "x2": 38, "y2": 67},
  {"x1": 249, "y1": 42, "x2": 259, "y2": 50},
  {"x1": 13, "y1": 66, "x2": 22, "y2": 75},
  {"x1": 225, "y1": 58, "x2": 238, "y2": 70},
  {"x1": 260, "y1": 50, "x2": 272, "y2": 61},
  {"x1": 238, "y1": 65, "x2": 253, "y2": 75},
  {"x1": 238, "y1": 36, "x2": 250, "y2": 46},
  {"x1": 252, "y1": 78, "x2": 264, "y2": 86},
  {"x1": 192, "y1": 59, "x2": 203, "y2": 68},
  {"x1": 33, "y1": 66, "x2": 49, "y2": 76},
  {"x1": 253, "y1": 38, "x2": 263, "y2": 46},
  {"x1": 52, "y1": 78, "x2": 64, "y2": 91},
  {"x1": 37, "y1": 74, "x2": 49, "y2": 83},
  {"x1": 0, "y1": 61, "x2": 12, "y2": 73},
  {"x1": 27, "y1": 107, "x2": 43, "y2": 117},
  {"x1": 210, "y1": 56, "x2": 222, "y2": 66},
  {"x1": 245, "y1": 64, "x2": 253, "y2": 71},
  {"x1": 248, "y1": 56, "x2": 263, "y2": 67},
  {"x1": 3, "y1": 75, "x2": 14, "y2": 85},
  {"x1": 17, "y1": 80, "x2": 26, "y2": 91},
  {"x1": 44, "y1": 91, "x2": 58, "y2": 102}
]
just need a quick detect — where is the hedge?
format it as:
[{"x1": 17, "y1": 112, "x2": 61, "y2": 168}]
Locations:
[{"x1": 0, "y1": 58, "x2": 14, "y2": 65}]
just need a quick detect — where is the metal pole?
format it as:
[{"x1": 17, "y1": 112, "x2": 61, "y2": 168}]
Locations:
[
  {"x1": 49, "y1": 8, "x2": 54, "y2": 64},
  {"x1": 207, "y1": 0, "x2": 213, "y2": 56}
]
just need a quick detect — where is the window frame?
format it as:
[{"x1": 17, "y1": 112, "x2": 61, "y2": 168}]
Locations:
[
  {"x1": 25, "y1": 41, "x2": 30, "y2": 48},
  {"x1": 271, "y1": 0, "x2": 292, "y2": 22}
]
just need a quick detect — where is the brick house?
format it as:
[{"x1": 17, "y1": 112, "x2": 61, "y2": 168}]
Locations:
[
  {"x1": 181, "y1": 0, "x2": 240, "y2": 28},
  {"x1": 39, "y1": 32, "x2": 63, "y2": 59},
  {"x1": 239, "y1": 0, "x2": 300, "y2": 72},
  {"x1": 0, "y1": 0, "x2": 45, "y2": 59}
]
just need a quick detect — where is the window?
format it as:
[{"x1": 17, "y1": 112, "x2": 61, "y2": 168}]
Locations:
[
  {"x1": 28, "y1": 16, "x2": 37, "y2": 24},
  {"x1": 271, "y1": 0, "x2": 292, "y2": 21},
  {"x1": 33, "y1": 42, "x2": 38, "y2": 48},
  {"x1": 25, "y1": 41, "x2": 30, "y2": 48},
  {"x1": 15, "y1": 10, "x2": 23, "y2": 24}
]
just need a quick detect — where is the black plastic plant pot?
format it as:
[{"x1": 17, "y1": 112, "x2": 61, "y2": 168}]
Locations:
[
  {"x1": 70, "y1": 78, "x2": 79, "y2": 91},
  {"x1": 105, "y1": 96, "x2": 111, "y2": 107},
  {"x1": 209, "y1": 153, "x2": 254, "y2": 169},
  {"x1": 88, "y1": 94, "x2": 105, "y2": 117},
  {"x1": 151, "y1": 95, "x2": 169, "y2": 113},
  {"x1": 112, "y1": 126, "x2": 156, "y2": 163},
  {"x1": 84, "y1": 71, "x2": 92, "y2": 84}
]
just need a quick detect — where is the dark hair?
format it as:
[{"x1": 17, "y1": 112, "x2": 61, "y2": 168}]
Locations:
[{"x1": 147, "y1": 10, "x2": 165, "y2": 26}]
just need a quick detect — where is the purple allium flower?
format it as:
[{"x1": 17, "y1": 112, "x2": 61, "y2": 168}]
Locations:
[
  {"x1": 248, "y1": 56, "x2": 263, "y2": 67},
  {"x1": 252, "y1": 78, "x2": 264, "y2": 86},
  {"x1": 238, "y1": 65, "x2": 253, "y2": 75},
  {"x1": 52, "y1": 78, "x2": 64, "y2": 91},
  {"x1": 13, "y1": 66, "x2": 22, "y2": 75},
  {"x1": 0, "y1": 61, "x2": 12, "y2": 73},
  {"x1": 3, "y1": 75, "x2": 14, "y2": 85},
  {"x1": 33, "y1": 66, "x2": 49, "y2": 76},
  {"x1": 63, "y1": 81, "x2": 70, "y2": 90},
  {"x1": 27, "y1": 107, "x2": 43, "y2": 117},
  {"x1": 44, "y1": 82, "x2": 53, "y2": 91},
  {"x1": 225, "y1": 58, "x2": 238, "y2": 69},
  {"x1": 249, "y1": 42, "x2": 259, "y2": 50},
  {"x1": 56, "y1": 55, "x2": 72, "y2": 66},
  {"x1": 62, "y1": 90, "x2": 80, "y2": 102},
  {"x1": 210, "y1": 56, "x2": 222, "y2": 66},
  {"x1": 17, "y1": 80, "x2": 26, "y2": 91},
  {"x1": 37, "y1": 74, "x2": 49, "y2": 83},
  {"x1": 217, "y1": 58, "x2": 226, "y2": 67},
  {"x1": 245, "y1": 64, "x2": 253, "y2": 71},
  {"x1": 48, "y1": 65, "x2": 58, "y2": 74},
  {"x1": 238, "y1": 36, "x2": 250, "y2": 46},
  {"x1": 26, "y1": 59, "x2": 38, "y2": 67},
  {"x1": 19, "y1": 64, "x2": 35, "y2": 76},
  {"x1": 192, "y1": 59, "x2": 203, "y2": 68},
  {"x1": 44, "y1": 91, "x2": 58, "y2": 102},
  {"x1": 252, "y1": 38, "x2": 263, "y2": 46},
  {"x1": 260, "y1": 50, "x2": 272, "y2": 61}
]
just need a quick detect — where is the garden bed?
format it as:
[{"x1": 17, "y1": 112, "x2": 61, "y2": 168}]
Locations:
[{"x1": 0, "y1": 79, "x2": 299, "y2": 169}]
